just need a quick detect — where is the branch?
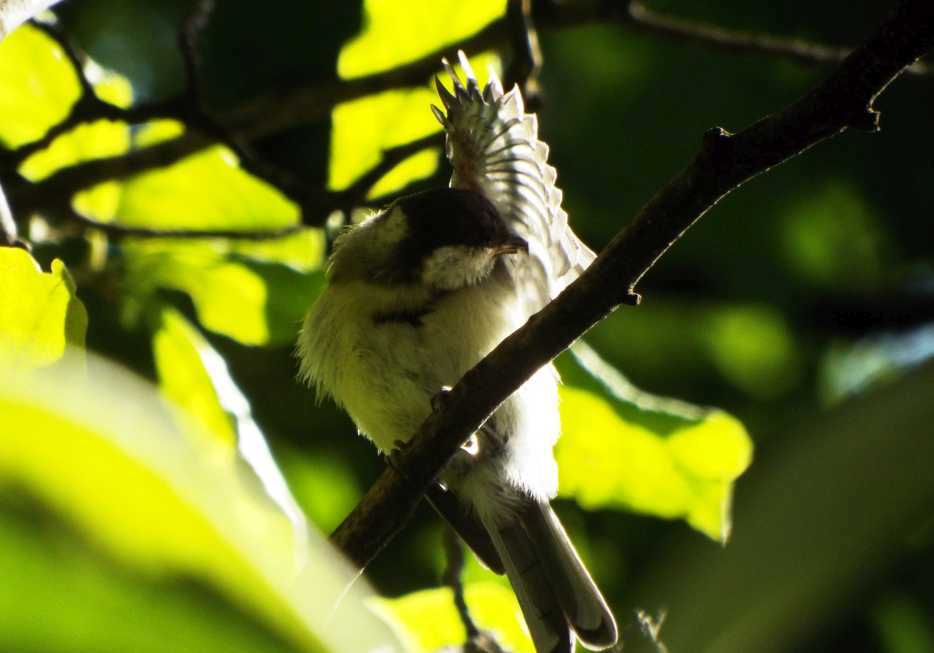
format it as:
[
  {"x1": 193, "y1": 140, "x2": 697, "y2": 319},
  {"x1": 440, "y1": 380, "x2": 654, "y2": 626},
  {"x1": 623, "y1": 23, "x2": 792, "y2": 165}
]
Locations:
[
  {"x1": 329, "y1": 0, "x2": 934, "y2": 569},
  {"x1": 504, "y1": 0, "x2": 543, "y2": 110},
  {"x1": 625, "y1": 0, "x2": 932, "y2": 76}
]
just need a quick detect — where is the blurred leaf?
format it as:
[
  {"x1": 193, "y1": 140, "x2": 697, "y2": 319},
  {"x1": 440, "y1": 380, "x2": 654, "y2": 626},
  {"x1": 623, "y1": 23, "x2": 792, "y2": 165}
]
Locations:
[
  {"x1": 153, "y1": 307, "x2": 237, "y2": 445},
  {"x1": 0, "y1": 499, "x2": 299, "y2": 653},
  {"x1": 0, "y1": 24, "x2": 80, "y2": 147},
  {"x1": 331, "y1": 0, "x2": 503, "y2": 197},
  {"x1": 555, "y1": 343, "x2": 752, "y2": 542},
  {"x1": 122, "y1": 236, "x2": 326, "y2": 346},
  {"x1": 637, "y1": 359, "x2": 934, "y2": 653},
  {"x1": 280, "y1": 452, "x2": 361, "y2": 533},
  {"x1": 587, "y1": 301, "x2": 801, "y2": 399},
  {"x1": 0, "y1": 353, "x2": 400, "y2": 653},
  {"x1": 375, "y1": 582, "x2": 532, "y2": 653},
  {"x1": 874, "y1": 595, "x2": 934, "y2": 653},
  {"x1": 0, "y1": 248, "x2": 87, "y2": 370},
  {"x1": 779, "y1": 179, "x2": 889, "y2": 291},
  {"x1": 701, "y1": 304, "x2": 800, "y2": 399},
  {"x1": 152, "y1": 307, "x2": 308, "y2": 538}
]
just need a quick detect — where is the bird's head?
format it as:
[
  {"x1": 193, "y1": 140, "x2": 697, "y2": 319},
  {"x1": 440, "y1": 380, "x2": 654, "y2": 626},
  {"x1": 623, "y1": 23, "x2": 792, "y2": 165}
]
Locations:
[{"x1": 329, "y1": 188, "x2": 527, "y2": 291}]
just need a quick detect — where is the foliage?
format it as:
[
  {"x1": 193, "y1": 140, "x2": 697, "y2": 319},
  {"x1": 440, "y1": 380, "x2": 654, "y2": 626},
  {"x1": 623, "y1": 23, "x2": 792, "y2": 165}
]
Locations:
[{"x1": 1, "y1": 2, "x2": 932, "y2": 653}]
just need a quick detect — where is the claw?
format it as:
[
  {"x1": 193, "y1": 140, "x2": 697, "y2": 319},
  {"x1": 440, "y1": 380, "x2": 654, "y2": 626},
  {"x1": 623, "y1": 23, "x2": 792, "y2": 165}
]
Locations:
[
  {"x1": 387, "y1": 439, "x2": 411, "y2": 476},
  {"x1": 431, "y1": 385, "x2": 453, "y2": 413}
]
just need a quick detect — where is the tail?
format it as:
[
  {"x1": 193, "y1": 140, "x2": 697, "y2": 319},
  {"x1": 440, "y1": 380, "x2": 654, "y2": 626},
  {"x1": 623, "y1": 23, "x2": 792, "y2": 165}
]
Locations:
[{"x1": 480, "y1": 501, "x2": 618, "y2": 652}]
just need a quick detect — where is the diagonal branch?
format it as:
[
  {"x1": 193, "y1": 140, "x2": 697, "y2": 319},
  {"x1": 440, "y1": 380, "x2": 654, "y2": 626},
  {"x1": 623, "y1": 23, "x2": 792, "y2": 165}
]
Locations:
[
  {"x1": 329, "y1": 0, "x2": 934, "y2": 570},
  {"x1": 625, "y1": 0, "x2": 931, "y2": 75}
]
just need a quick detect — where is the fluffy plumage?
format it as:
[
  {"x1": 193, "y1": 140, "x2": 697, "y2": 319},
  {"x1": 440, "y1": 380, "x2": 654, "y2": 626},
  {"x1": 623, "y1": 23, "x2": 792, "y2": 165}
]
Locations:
[{"x1": 297, "y1": 53, "x2": 616, "y2": 653}]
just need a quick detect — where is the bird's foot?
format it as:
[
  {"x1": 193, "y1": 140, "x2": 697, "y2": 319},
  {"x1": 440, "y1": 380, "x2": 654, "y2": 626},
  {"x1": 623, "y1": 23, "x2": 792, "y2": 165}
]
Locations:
[
  {"x1": 387, "y1": 439, "x2": 412, "y2": 477},
  {"x1": 431, "y1": 385, "x2": 453, "y2": 413}
]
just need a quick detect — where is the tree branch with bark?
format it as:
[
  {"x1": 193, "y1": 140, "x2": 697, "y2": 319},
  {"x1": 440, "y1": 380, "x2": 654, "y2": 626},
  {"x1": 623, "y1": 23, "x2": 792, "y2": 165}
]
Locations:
[{"x1": 329, "y1": 0, "x2": 934, "y2": 570}]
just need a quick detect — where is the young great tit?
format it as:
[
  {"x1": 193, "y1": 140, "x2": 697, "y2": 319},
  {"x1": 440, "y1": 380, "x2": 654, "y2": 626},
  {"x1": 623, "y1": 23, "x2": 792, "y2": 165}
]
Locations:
[{"x1": 298, "y1": 53, "x2": 617, "y2": 653}]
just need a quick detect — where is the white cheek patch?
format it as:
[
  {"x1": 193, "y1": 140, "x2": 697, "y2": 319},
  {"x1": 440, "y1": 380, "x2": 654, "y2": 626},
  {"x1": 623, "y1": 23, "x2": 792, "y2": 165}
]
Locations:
[{"x1": 422, "y1": 246, "x2": 496, "y2": 290}]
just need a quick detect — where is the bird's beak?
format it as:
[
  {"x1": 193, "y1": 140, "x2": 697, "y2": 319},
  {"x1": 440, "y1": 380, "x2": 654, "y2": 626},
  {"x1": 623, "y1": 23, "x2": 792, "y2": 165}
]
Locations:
[{"x1": 492, "y1": 235, "x2": 528, "y2": 257}]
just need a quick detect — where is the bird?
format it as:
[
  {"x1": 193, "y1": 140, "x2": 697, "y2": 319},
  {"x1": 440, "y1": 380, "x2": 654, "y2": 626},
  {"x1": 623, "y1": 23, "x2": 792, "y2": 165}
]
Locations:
[{"x1": 297, "y1": 52, "x2": 617, "y2": 653}]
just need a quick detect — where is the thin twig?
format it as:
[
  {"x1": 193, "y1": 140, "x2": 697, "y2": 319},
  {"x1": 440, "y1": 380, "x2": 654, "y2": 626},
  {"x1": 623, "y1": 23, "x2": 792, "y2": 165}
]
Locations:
[
  {"x1": 442, "y1": 527, "x2": 507, "y2": 653},
  {"x1": 62, "y1": 205, "x2": 305, "y2": 241},
  {"x1": 329, "y1": 0, "x2": 934, "y2": 570},
  {"x1": 625, "y1": 0, "x2": 932, "y2": 75},
  {"x1": 443, "y1": 528, "x2": 480, "y2": 640},
  {"x1": 504, "y1": 0, "x2": 543, "y2": 110}
]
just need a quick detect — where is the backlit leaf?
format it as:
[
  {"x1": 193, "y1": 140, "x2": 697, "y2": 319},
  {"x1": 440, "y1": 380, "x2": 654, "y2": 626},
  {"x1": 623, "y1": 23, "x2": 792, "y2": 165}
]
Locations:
[
  {"x1": 0, "y1": 24, "x2": 80, "y2": 147},
  {"x1": 330, "y1": 0, "x2": 504, "y2": 197},
  {"x1": 556, "y1": 343, "x2": 753, "y2": 542},
  {"x1": 122, "y1": 236, "x2": 325, "y2": 346},
  {"x1": 0, "y1": 353, "x2": 400, "y2": 653},
  {"x1": 152, "y1": 307, "x2": 308, "y2": 539},
  {"x1": 375, "y1": 582, "x2": 532, "y2": 653},
  {"x1": 0, "y1": 247, "x2": 87, "y2": 371}
]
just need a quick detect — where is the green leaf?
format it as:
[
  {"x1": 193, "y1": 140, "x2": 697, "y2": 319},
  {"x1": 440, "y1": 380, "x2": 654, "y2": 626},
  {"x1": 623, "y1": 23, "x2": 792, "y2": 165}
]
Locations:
[
  {"x1": 0, "y1": 24, "x2": 81, "y2": 148},
  {"x1": 555, "y1": 343, "x2": 753, "y2": 542},
  {"x1": 152, "y1": 307, "x2": 308, "y2": 536},
  {"x1": 0, "y1": 353, "x2": 400, "y2": 653},
  {"x1": 122, "y1": 234, "x2": 326, "y2": 346},
  {"x1": 115, "y1": 143, "x2": 299, "y2": 230},
  {"x1": 0, "y1": 500, "x2": 300, "y2": 653},
  {"x1": 338, "y1": 0, "x2": 505, "y2": 77},
  {"x1": 375, "y1": 582, "x2": 533, "y2": 653},
  {"x1": 280, "y1": 452, "x2": 361, "y2": 533},
  {"x1": 330, "y1": 0, "x2": 504, "y2": 197},
  {"x1": 0, "y1": 247, "x2": 87, "y2": 370},
  {"x1": 587, "y1": 301, "x2": 801, "y2": 399}
]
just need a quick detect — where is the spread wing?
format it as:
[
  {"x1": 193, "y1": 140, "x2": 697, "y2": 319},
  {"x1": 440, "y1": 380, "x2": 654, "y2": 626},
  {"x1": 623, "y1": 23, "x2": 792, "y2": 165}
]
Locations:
[{"x1": 431, "y1": 51, "x2": 595, "y2": 313}]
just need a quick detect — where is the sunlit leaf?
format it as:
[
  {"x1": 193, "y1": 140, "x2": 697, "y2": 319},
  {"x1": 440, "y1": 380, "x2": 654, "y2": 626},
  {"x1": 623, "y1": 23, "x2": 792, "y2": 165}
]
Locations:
[
  {"x1": 122, "y1": 238, "x2": 325, "y2": 346},
  {"x1": 555, "y1": 343, "x2": 753, "y2": 542},
  {"x1": 0, "y1": 353, "x2": 400, "y2": 653},
  {"x1": 331, "y1": 0, "x2": 503, "y2": 197},
  {"x1": 110, "y1": 145, "x2": 297, "y2": 229},
  {"x1": 20, "y1": 119, "x2": 130, "y2": 181},
  {"x1": 338, "y1": 0, "x2": 505, "y2": 77},
  {"x1": 0, "y1": 24, "x2": 80, "y2": 147},
  {"x1": 375, "y1": 582, "x2": 532, "y2": 653},
  {"x1": 152, "y1": 307, "x2": 308, "y2": 539},
  {"x1": 0, "y1": 248, "x2": 86, "y2": 370}
]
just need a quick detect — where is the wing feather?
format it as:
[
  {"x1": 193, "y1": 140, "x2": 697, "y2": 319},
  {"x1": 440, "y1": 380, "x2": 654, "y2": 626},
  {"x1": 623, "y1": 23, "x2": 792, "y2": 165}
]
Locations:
[{"x1": 433, "y1": 51, "x2": 595, "y2": 312}]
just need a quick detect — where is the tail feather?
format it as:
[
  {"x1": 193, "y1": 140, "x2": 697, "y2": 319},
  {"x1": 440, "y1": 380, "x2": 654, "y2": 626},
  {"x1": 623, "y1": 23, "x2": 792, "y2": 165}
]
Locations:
[
  {"x1": 481, "y1": 513, "x2": 573, "y2": 653},
  {"x1": 480, "y1": 501, "x2": 618, "y2": 652},
  {"x1": 521, "y1": 502, "x2": 618, "y2": 649}
]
